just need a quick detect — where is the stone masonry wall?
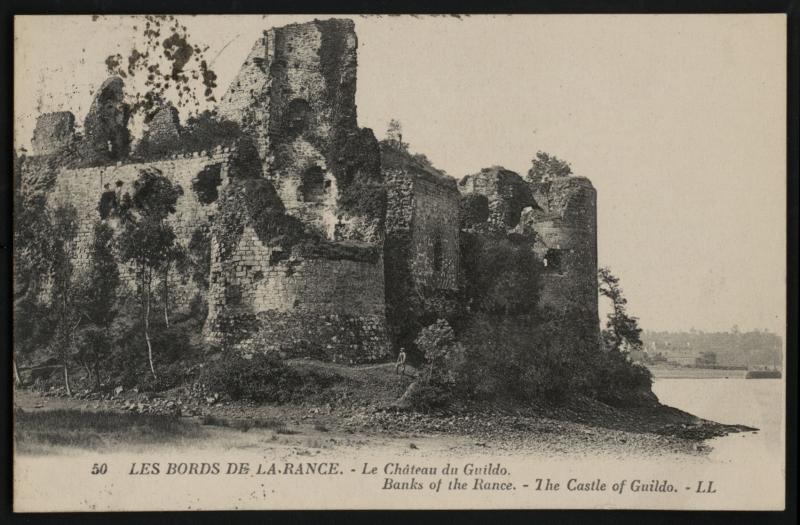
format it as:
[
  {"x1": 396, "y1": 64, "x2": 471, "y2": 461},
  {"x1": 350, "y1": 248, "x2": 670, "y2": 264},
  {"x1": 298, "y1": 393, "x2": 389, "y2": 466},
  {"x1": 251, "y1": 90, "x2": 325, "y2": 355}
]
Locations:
[
  {"x1": 45, "y1": 150, "x2": 232, "y2": 308},
  {"x1": 217, "y1": 20, "x2": 368, "y2": 242},
  {"x1": 409, "y1": 177, "x2": 460, "y2": 291},
  {"x1": 386, "y1": 169, "x2": 460, "y2": 292},
  {"x1": 206, "y1": 224, "x2": 389, "y2": 363},
  {"x1": 526, "y1": 176, "x2": 598, "y2": 330},
  {"x1": 457, "y1": 166, "x2": 535, "y2": 229}
]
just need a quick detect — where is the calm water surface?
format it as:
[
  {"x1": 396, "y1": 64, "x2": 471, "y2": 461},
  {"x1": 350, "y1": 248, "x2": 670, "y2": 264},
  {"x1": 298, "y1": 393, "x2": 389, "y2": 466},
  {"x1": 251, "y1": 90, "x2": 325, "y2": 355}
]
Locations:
[{"x1": 652, "y1": 377, "x2": 784, "y2": 464}]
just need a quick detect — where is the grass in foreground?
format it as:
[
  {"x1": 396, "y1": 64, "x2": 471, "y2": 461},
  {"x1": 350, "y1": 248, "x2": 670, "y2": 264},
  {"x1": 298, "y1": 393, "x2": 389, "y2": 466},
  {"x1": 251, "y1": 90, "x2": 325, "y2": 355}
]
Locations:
[{"x1": 14, "y1": 408, "x2": 207, "y2": 454}]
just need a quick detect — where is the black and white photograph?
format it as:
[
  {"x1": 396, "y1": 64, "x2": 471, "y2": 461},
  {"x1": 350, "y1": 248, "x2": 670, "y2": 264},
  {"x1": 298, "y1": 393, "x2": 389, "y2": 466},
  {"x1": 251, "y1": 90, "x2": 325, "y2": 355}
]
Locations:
[{"x1": 11, "y1": 13, "x2": 788, "y2": 511}]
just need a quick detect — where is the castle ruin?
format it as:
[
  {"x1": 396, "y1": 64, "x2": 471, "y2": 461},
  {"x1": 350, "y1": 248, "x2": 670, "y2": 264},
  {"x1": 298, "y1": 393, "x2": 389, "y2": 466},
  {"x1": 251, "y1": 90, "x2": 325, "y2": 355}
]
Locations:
[{"x1": 19, "y1": 18, "x2": 598, "y2": 364}]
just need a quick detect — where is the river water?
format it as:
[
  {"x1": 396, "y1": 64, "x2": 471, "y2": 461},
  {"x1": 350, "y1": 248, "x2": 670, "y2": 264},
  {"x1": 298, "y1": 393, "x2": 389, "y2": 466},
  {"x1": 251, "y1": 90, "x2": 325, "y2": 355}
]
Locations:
[{"x1": 651, "y1": 377, "x2": 785, "y2": 466}]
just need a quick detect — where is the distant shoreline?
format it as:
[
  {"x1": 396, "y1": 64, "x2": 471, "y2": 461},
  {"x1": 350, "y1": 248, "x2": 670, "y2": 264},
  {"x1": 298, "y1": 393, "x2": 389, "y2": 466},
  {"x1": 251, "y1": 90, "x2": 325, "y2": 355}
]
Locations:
[{"x1": 648, "y1": 367, "x2": 748, "y2": 379}]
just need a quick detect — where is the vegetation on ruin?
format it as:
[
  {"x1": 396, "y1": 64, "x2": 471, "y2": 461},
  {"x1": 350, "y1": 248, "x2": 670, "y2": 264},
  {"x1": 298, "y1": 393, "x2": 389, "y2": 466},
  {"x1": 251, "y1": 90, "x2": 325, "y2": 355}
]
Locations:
[
  {"x1": 459, "y1": 194, "x2": 490, "y2": 230},
  {"x1": 598, "y1": 267, "x2": 644, "y2": 353},
  {"x1": 98, "y1": 189, "x2": 119, "y2": 219},
  {"x1": 192, "y1": 163, "x2": 223, "y2": 204},
  {"x1": 458, "y1": 231, "x2": 542, "y2": 316},
  {"x1": 116, "y1": 168, "x2": 184, "y2": 378},
  {"x1": 527, "y1": 150, "x2": 573, "y2": 181},
  {"x1": 74, "y1": 222, "x2": 121, "y2": 390},
  {"x1": 212, "y1": 177, "x2": 304, "y2": 261},
  {"x1": 187, "y1": 226, "x2": 212, "y2": 291},
  {"x1": 379, "y1": 134, "x2": 451, "y2": 182},
  {"x1": 329, "y1": 128, "x2": 387, "y2": 224},
  {"x1": 133, "y1": 110, "x2": 244, "y2": 161}
]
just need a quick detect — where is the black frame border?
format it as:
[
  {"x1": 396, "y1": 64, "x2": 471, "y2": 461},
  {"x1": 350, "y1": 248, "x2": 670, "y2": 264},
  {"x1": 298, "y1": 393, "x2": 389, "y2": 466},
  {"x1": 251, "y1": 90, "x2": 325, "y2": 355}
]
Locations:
[{"x1": 1, "y1": 2, "x2": 796, "y2": 524}]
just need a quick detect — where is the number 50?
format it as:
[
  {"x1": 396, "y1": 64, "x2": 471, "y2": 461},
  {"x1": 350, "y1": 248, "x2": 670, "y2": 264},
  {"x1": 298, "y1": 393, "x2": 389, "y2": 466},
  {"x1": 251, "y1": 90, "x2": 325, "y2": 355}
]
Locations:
[{"x1": 91, "y1": 463, "x2": 108, "y2": 475}]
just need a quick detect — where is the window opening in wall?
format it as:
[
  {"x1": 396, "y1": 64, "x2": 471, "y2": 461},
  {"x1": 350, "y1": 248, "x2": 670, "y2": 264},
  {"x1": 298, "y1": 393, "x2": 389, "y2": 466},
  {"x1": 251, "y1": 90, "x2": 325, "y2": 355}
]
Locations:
[
  {"x1": 544, "y1": 248, "x2": 563, "y2": 274},
  {"x1": 433, "y1": 237, "x2": 443, "y2": 274},
  {"x1": 299, "y1": 166, "x2": 326, "y2": 203},
  {"x1": 225, "y1": 283, "x2": 242, "y2": 305},
  {"x1": 284, "y1": 98, "x2": 311, "y2": 137}
]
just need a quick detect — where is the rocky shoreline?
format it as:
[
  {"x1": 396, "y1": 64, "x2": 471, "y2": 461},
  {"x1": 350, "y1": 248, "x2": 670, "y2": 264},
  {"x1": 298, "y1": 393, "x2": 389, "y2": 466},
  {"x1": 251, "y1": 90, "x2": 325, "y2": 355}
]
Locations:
[{"x1": 15, "y1": 384, "x2": 755, "y2": 458}]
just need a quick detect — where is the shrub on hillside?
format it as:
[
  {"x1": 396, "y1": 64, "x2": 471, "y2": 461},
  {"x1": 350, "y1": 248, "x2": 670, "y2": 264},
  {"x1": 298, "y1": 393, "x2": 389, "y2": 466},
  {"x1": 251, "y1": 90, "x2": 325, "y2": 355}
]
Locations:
[
  {"x1": 398, "y1": 381, "x2": 452, "y2": 413},
  {"x1": 202, "y1": 353, "x2": 298, "y2": 403},
  {"x1": 415, "y1": 319, "x2": 466, "y2": 386},
  {"x1": 582, "y1": 348, "x2": 654, "y2": 406},
  {"x1": 202, "y1": 353, "x2": 344, "y2": 404},
  {"x1": 140, "y1": 362, "x2": 190, "y2": 393},
  {"x1": 453, "y1": 313, "x2": 591, "y2": 403}
]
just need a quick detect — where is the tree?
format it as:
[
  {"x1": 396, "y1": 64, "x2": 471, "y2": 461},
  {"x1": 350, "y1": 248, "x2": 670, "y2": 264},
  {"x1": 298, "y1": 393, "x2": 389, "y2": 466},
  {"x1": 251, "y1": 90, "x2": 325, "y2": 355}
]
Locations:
[
  {"x1": 385, "y1": 119, "x2": 408, "y2": 151},
  {"x1": 598, "y1": 267, "x2": 643, "y2": 353},
  {"x1": 528, "y1": 151, "x2": 573, "y2": 182},
  {"x1": 157, "y1": 242, "x2": 186, "y2": 327},
  {"x1": 13, "y1": 190, "x2": 56, "y2": 385},
  {"x1": 48, "y1": 204, "x2": 83, "y2": 395},
  {"x1": 116, "y1": 168, "x2": 183, "y2": 378},
  {"x1": 76, "y1": 221, "x2": 120, "y2": 389},
  {"x1": 415, "y1": 319, "x2": 465, "y2": 385}
]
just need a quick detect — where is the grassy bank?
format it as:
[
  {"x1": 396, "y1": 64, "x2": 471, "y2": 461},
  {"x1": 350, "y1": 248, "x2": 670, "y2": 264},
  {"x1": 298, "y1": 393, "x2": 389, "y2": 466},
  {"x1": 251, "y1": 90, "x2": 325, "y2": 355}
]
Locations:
[{"x1": 14, "y1": 408, "x2": 208, "y2": 454}]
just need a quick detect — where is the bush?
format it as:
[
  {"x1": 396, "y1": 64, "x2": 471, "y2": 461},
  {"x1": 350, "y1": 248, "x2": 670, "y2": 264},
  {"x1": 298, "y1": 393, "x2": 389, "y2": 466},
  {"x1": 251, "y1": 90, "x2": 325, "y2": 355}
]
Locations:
[
  {"x1": 449, "y1": 307, "x2": 655, "y2": 407},
  {"x1": 582, "y1": 348, "x2": 654, "y2": 406},
  {"x1": 103, "y1": 304, "x2": 203, "y2": 389},
  {"x1": 202, "y1": 353, "x2": 297, "y2": 403},
  {"x1": 459, "y1": 232, "x2": 543, "y2": 316},
  {"x1": 398, "y1": 382, "x2": 452, "y2": 413},
  {"x1": 202, "y1": 353, "x2": 344, "y2": 404},
  {"x1": 415, "y1": 319, "x2": 466, "y2": 385},
  {"x1": 140, "y1": 362, "x2": 189, "y2": 393},
  {"x1": 453, "y1": 314, "x2": 588, "y2": 403}
]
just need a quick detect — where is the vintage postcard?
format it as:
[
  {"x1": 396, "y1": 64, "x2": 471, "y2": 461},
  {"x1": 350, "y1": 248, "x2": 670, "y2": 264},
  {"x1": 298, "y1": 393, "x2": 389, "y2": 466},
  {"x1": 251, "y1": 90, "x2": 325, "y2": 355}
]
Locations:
[{"x1": 12, "y1": 14, "x2": 786, "y2": 511}]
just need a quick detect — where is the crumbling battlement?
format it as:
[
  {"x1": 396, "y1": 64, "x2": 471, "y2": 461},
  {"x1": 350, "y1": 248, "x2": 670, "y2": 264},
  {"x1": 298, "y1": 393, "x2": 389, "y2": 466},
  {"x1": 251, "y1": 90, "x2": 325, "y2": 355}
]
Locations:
[
  {"x1": 140, "y1": 103, "x2": 182, "y2": 156},
  {"x1": 83, "y1": 76, "x2": 132, "y2": 164},
  {"x1": 31, "y1": 112, "x2": 76, "y2": 155},
  {"x1": 458, "y1": 166, "x2": 537, "y2": 229}
]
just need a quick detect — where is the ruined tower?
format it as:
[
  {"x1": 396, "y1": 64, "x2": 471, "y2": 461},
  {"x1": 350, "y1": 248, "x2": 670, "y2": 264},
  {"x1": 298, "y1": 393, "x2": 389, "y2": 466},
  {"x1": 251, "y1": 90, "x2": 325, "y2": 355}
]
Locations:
[
  {"x1": 217, "y1": 19, "x2": 378, "y2": 241},
  {"x1": 525, "y1": 172, "x2": 598, "y2": 331},
  {"x1": 206, "y1": 19, "x2": 390, "y2": 363},
  {"x1": 458, "y1": 164, "x2": 599, "y2": 335}
]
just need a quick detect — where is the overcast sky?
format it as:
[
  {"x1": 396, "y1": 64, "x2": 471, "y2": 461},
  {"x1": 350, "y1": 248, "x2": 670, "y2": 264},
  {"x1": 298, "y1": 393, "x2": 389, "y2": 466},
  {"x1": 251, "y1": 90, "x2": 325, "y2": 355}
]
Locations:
[{"x1": 14, "y1": 14, "x2": 786, "y2": 335}]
